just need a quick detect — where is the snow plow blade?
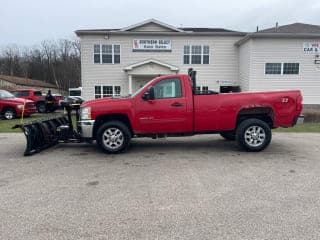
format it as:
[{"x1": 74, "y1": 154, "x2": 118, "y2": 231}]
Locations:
[
  {"x1": 13, "y1": 97, "x2": 84, "y2": 156},
  {"x1": 13, "y1": 117, "x2": 69, "y2": 156}
]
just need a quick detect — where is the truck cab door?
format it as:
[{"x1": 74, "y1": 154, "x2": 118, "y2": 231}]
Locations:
[{"x1": 134, "y1": 77, "x2": 190, "y2": 133}]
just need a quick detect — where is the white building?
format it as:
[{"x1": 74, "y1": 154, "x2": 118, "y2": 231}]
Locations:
[{"x1": 76, "y1": 19, "x2": 320, "y2": 105}]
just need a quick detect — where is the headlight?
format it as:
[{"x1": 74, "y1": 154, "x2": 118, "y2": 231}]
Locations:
[
  {"x1": 17, "y1": 104, "x2": 24, "y2": 109},
  {"x1": 81, "y1": 107, "x2": 91, "y2": 120}
]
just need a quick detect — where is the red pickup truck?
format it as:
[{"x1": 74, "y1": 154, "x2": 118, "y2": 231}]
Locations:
[
  {"x1": 0, "y1": 90, "x2": 36, "y2": 120},
  {"x1": 78, "y1": 72, "x2": 304, "y2": 153},
  {"x1": 10, "y1": 89, "x2": 59, "y2": 113}
]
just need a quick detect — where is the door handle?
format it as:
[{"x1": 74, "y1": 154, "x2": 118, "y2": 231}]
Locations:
[{"x1": 171, "y1": 102, "x2": 183, "y2": 107}]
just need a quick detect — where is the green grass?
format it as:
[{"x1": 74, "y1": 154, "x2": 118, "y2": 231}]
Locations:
[
  {"x1": 0, "y1": 113, "x2": 74, "y2": 133},
  {"x1": 273, "y1": 122, "x2": 320, "y2": 133}
]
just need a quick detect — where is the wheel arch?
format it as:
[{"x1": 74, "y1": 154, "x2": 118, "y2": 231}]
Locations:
[
  {"x1": 1, "y1": 106, "x2": 16, "y2": 114},
  {"x1": 93, "y1": 113, "x2": 133, "y2": 139},
  {"x1": 236, "y1": 106, "x2": 274, "y2": 128}
]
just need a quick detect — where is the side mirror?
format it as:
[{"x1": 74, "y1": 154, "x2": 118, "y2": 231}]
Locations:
[
  {"x1": 142, "y1": 87, "x2": 155, "y2": 101},
  {"x1": 142, "y1": 91, "x2": 150, "y2": 100}
]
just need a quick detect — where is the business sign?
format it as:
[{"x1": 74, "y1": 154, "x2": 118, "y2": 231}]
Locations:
[
  {"x1": 219, "y1": 80, "x2": 234, "y2": 86},
  {"x1": 303, "y1": 42, "x2": 320, "y2": 53},
  {"x1": 133, "y1": 39, "x2": 171, "y2": 51}
]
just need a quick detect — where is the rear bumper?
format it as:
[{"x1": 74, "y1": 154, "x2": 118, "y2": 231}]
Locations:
[
  {"x1": 294, "y1": 115, "x2": 304, "y2": 125},
  {"x1": 78, "y1": 120, "x2": 95, "y2": 138}
]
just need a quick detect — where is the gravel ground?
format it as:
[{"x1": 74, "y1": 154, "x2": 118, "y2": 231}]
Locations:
[{"x1": 0, "y1": 132, "x2": 320, "y2": 240}]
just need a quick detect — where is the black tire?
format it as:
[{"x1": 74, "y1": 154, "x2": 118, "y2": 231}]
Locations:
[
  {"x1": 96, "y1": 121, "x2": 131, "y2": 154},
  {"x1": 220, "y1": 131, "x2": 235, "y2": 141},
  {"x1": 236, "y1": 118, "x2": 271, "y2": 152},
  {"x1": 2, "y1": 108, "x2": 16, "y2": 120},
  {"x1": 37, "y1": 102, "x2": 46, "y2": 113}
]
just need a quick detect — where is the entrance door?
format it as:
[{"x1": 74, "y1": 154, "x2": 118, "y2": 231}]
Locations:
[{"x1": 134, "y1": 77, "x2": 189, "y2": 133}]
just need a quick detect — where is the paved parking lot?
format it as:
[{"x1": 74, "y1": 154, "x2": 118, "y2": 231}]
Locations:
[{"x1": 0, "y1": 132, "x2": 320, "y2": 240}]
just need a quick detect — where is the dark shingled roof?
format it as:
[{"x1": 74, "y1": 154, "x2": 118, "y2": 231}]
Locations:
[
  {"x1": 76, "y1": 27, "x2": 246, "y2": 34},
  {"x1": 75, "y1": 28, "x2": 120, "y2": 32},
  {"x1": 180, "y1": 27, "x2": 239, "y2": 33},
  {"x1": 258, "y1": 23, "x2": 320, "y2": 34},
  {"x1": 235, "y1": 23, "x2": 320, "y2": 45},
  {"x1": 0, "y1": 75, "x2": 57, "y2": 89}
]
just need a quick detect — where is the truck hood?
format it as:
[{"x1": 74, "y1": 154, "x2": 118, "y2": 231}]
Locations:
[
  {"x1": 3, "y1": 97, "x2": 34, "y2": 104},
  {"x1": 81, "y1": 97, "x2": 130, "y2": 108}
]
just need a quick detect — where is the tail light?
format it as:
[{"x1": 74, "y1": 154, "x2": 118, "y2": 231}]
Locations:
[{"x1": 296, "y1": 95, "x2": 303, "y2": 111}]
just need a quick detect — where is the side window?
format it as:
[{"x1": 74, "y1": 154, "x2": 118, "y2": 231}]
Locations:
[
  {"x1": 11, "y1": 91, "x2": 19, "y2": 97},
  {"x1": 34, "y1": 91, "x2": 42, "y2": 96},
  {"x1": 13, "y1": 91, "x2": 28, "y2": 97},
  {"x1": 153, "y1": 78, "x2": 182, "y2": 99}
]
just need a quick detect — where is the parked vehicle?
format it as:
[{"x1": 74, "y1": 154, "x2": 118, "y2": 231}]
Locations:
[
  {"x1": 0, "y1": 90, "x2": 36, "y2": 120},
  {"x1": 78, "y1": 71, "x2": 303, "y2": 153},
  {"x1": 69, "y1": 87, "x2": 82, "y2": 97},
  {"x1": 10, "y1": 89, "x2": 59, "y2": 113},
  {"x1": 14, "y1": 69, "x2": 304, "y2": 156}
]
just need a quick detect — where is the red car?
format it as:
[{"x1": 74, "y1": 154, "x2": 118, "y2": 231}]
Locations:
[
  {"x1": 0, "y1": 90, "x2": 36, "y2": 120},
  {"x1": 10, "y1": 89, "x2": 59, "y2": 113}
]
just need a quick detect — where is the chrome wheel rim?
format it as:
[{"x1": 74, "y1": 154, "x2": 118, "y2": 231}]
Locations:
[
  {"x1": 244, "y1": 126, "x2": 266, "y2": 147},
  {"x1": 5, "y1": 111, "x2": 13, "y2": 120},
  {"x1": 102, "y1": 127, "x2": 124, "y2": 150}
]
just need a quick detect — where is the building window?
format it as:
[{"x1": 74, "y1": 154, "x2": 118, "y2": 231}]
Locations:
[
  {"x1": 95, "y1": 85, "x2": 121, "y2": 98},
  {"x1": 183, "y1": 45, "x2": 209, "y2": 64},
  {"x1": 94, "y1": 45, "x2": 100, "y2": 63},
  {"x1": 114, "y1": 45, "x2": 120, "y2": 64},
  {"x1": 114, "y1": 86, "x2": 121, "y2": 95},
  {"x1": 94, "y1": 44, "x2": 120, "y2": 64},
  {"x1": 265, "y1": 62, "x2": 300, "y2": 75},
  {"x1": 195, "y1": 86, "x2": 209, "y2": 93},
  {"x1": 265, "y1": 63, "x2": 281, "y2": 74},
  {"x1": 94, "y1": 86, "x2": 101, "y2": 98},
  {"x1": 103, "y1": 86, "x2": 113, "y2": 97},
  {"x1": 283, "y1": 63, "x2": 299, "y2": 74},
  {"x1": 102, "y1": 45, "x2": 112, "y2": 63}
]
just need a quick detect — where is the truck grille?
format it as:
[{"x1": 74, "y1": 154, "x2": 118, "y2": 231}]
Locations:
[{"x1": 26, "y1": 102, "x2": 35, "y2": 109}]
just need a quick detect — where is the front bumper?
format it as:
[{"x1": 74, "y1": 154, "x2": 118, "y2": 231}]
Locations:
[
  {"x1": 294, "y1": 115, "x2": 304, "y2": 125},
  {"x1": 78, "y1": 120, "x2": 95, "y2": 138},
  {"x1": 17, "y1": 108, "x2": 37, "y2": 115}
]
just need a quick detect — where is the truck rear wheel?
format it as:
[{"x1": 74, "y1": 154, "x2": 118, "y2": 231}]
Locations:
[
  {"x1": 96, "y1": 121, "x2": 131, "y2": 154},
  {"x1": 236, "y1": 118, "x2": 271, "y2": 152}
]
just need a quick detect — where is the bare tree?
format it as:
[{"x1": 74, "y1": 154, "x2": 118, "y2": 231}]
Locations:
[{"x1": 0, "y1": 37, "x2": 81, "y2": 92}]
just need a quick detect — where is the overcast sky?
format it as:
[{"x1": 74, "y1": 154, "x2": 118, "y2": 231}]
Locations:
[{"x1": 1, "y1": 0, "x2": 319, "y2": 47}]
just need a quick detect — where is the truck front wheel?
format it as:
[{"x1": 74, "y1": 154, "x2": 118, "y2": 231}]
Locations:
[
  {"x1": 3, "y1": 108, "x2": 16, "y2": 120},
  {"x1": 37, "y1": 102, "x2": 46, "y2": 113},
  {"x1": 96, "y1": 121, "x2": 131, "y2": 154},
  {"x1": 236, "y1": 118, "x2": 271, "y2": 152}
]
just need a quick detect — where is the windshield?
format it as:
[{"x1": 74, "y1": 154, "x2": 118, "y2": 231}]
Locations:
[
  {"x1": 131, "y1": 81, "x2": 151, "y2": 97},
  {"x1": 69, "y1": 90, "x2": 81, "y2": 96},
  {"x1": 0, "y1": 90, "x2": 15, "y2": 99}
]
